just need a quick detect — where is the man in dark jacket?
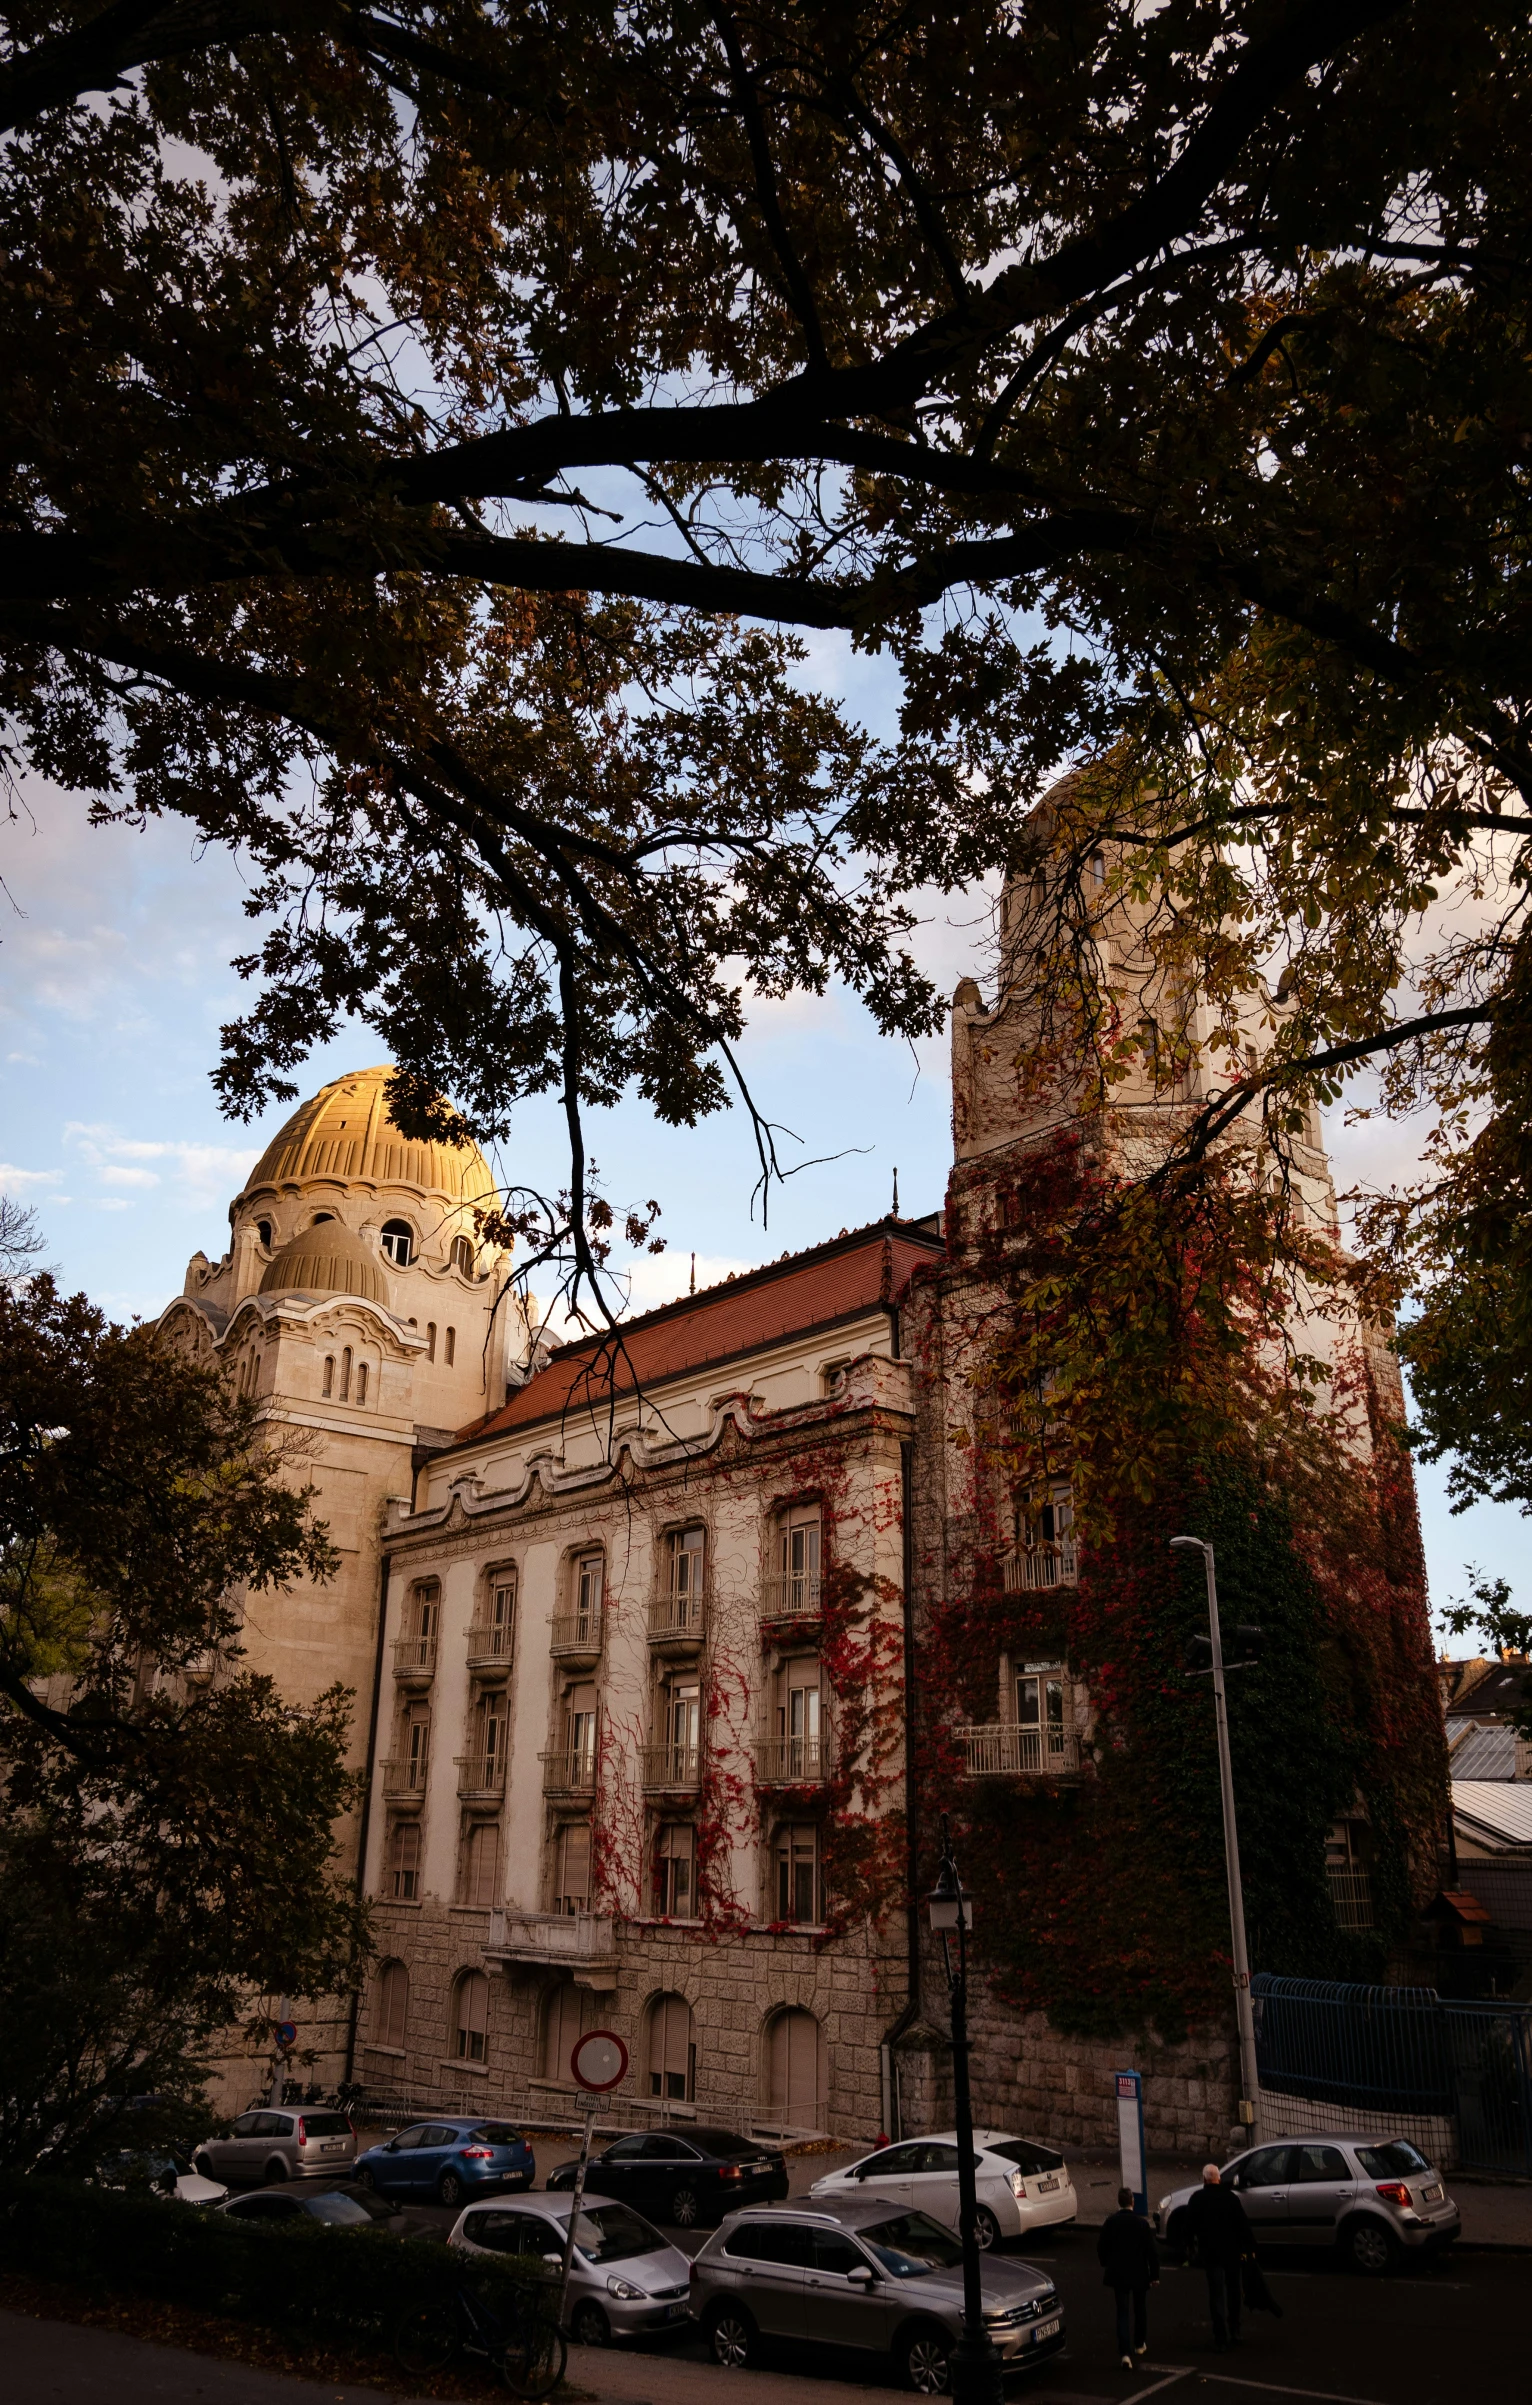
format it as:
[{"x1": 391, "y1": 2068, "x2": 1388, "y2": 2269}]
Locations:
[
  {"x1": 1097, "y1": 2186, "x2": 1160, "y2": 2368},
  {"x1": 1185, "y1": 2163, "x2": 1254, "y2": 2352}
]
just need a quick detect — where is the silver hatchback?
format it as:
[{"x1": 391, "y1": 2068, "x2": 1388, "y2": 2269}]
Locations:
[
  {"x1": 449, "y1": 2190, "x2": 694, "y2": 2349},
  {"x1": 1156, "y1": 2134, "x2": 1460, "y2": 2275},
  {"x1": 690, "y1": 2199, "x2": 1064, "y2": 2394},
  {"x1": 193, "y1": 2106, "x2": 357, "y2": 2186}
]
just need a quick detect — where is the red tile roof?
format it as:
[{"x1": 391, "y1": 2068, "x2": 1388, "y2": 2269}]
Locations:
[{"x1": 454, "y1": 1218, "x2": 944, "y2": 1446}]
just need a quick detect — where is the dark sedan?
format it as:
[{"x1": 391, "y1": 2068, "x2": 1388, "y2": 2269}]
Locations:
[{"x1": 546, "y1": 2128, "x2": 788, "y2": 2229}]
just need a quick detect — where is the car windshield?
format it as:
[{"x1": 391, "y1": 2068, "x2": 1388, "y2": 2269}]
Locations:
[
  {"x1": 564, "y1": 2204, "x2": 665, "y2": 2264},
  {"x1": 689, "y1": 2130, "x2": 761, "y2": 2159},
  {"x1": 473, "y1": 2124, "x2": 522, "y2": 2146},
  {"x1": 861, "y1": 2212, "x2": 966, "y2": 2276},
  {"x1": 300, "y1": 2113, "x2": 352, "y2": 2137},
  {"x1": 304, "y1": 2193, "x2": 372, "y2": 2225},
  {"x1": 1355, "y1": 2142, "x2": 1431, "y2": 2179},
  {"x1": 986, "y1": 2140, "x2": 1064, "y2": 2174}
]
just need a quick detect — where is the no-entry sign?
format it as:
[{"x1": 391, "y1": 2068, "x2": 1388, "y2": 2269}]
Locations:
[{"x1": 570, "y1": 2028, "x2": 628, "y2": 2092}]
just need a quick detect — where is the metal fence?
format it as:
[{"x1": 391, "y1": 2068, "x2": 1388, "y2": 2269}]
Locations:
[{"x1": 1252, "y1": 1974, "x2": 1532, "y2": 2176}]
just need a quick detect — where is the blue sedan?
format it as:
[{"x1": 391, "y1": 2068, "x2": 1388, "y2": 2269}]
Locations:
[{"x1": 355, "y1": 2118, "x2": 535, "y2": 2207}]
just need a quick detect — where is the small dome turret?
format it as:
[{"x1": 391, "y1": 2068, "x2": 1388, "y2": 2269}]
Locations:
[{"x1": 260, "y1": 1220, "x2": 392, "y2": 1305}]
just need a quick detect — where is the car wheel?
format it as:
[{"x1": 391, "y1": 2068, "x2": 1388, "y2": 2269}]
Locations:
[
  {"x1": 972, "y1": 2205, "x2": 1001, "y2": 2252},
  {"x1": 571, "y1": 2300, "x2": 610, "y2": 2348},
  {"x1": 1343, "y1": 2215, "x2": 1400, "y2": 2277},
  {"x1": 898, "y1": 2323, "x2": 952, "y2": 2395},
  {"x1": 707, "y1": 2303, "x2": 758, "y2": 2369},
  {"x1": 670, "y1": 2183, "x2": 701, "y2": 2228},
  {"x1": 437, "y1": 2169, "x2": 465, "y2": 2208},
  {"x1": 354, "y1": 2166, "x2": 377, "y2": 2192},
  {"x1": 262, "y1": 2158, "x2": 287, "y2": 2186}
]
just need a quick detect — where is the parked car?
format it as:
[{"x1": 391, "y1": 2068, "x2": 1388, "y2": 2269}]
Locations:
[
  {"x1": 354, "y1": 2118, "x2": 535, "y2": 2206},
  {"x1": 92, "y1": 2149, "x2": 227, "y2": 2205},
  {"x1": 691, "y1": 2199, "x2": 1064, "y2": 2392},
  {"x1": 545, "y1": 2128, "x2": 788, "y2": 2228},
  {"x1": 218, "y1": 2187, "x2": 376, "y2": 2229},
  {"x1": 194, "y1": 2106, "x2": 356, "y2": 2187},
  {"x1": 1155, "y1": 2135, "x2": 1461, "y2": 2275},
  {"x1": 809, "y1": 2130, "x2": 1075, "y2": 2247},
  {"x1": 449, "y1": 2189, "x2": 694, "y2": 2348}
]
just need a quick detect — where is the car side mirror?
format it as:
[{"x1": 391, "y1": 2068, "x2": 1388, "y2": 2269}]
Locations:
[
  {"x1": 541, "y1": 2252, "x2": 563, "y2": 2269},
  {"x1": 846, "y1": 2265, "x2": 874, "y2": 2285}
]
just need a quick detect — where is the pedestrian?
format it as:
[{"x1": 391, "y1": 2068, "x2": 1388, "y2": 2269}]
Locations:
[
  {"x1": 1096, "y1": 2184, "x2": 1160, "y2": 2370},
  {"x1": 1184, "y1": 2161, "x2": 1253, "y2": 2353}
]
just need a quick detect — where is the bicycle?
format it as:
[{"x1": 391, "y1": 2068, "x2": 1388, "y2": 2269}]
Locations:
[{"x1": 394, "y1": 2279, "x2": 567, "y2": 2399}]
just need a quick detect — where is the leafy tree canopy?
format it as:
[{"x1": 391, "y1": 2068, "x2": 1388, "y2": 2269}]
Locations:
[
  {"x1": 4, "y1": 1, "x2": 1530, "y2": 1366},
  {"x1": 0, "y1": 1268, "x2": 367, "y2": 2169}
]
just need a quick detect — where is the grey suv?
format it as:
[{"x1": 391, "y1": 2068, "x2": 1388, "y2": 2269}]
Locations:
[
  {"x1": 1156, "y1": 2135, "x2": 1459, "y2": 2275},
  {"x1": 690, "y1": 2199, "x2": 1064, "y2": 2393},
  {"x1": 193, "y1": 2107, "x2": 357, "y2": 2186}
]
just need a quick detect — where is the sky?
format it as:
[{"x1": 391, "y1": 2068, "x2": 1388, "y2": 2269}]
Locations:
[{"x1": 1, "y1": 648, "x2": 1522, "y2": 1640}]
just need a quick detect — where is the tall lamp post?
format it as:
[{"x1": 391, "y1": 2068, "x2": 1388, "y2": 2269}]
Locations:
[
  {"x1": 926, "y1": 1816, "x2": 1004, "y2": 2405},
  {"x1": 1170, "y1": 1534, "x2": 1262, "y2": 2143}
]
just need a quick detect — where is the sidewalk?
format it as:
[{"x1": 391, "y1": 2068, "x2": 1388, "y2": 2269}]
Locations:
[{"x1": 1070, "y1": 2150, "x2": 1532, "y2": 2247}]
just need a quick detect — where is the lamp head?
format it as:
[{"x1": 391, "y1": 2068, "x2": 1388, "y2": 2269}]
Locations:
[
  {"x1": 925, "y1": 1855, "x2": 972, "y2": 1932},
  {"x1": 1169, "y1": 1536, "x2": 1207, "y2": 1555}
]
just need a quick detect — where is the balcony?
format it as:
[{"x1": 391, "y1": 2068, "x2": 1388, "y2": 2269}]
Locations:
[
  {"x1": 1001, "y1": 1541, "x2": 1078, "y2": 1594},
  {"x1": 380, "y1": 1752, "x2": 431, "y2": 1803},
  {"x1": 465, "y1": 1619, "x2": 514, "y2": 1672},
  {"x1": 542, "y1": 1746, "x2": 598, "y2": 1798},
  {"x1": 956, "y1": 1723, "x2": 1080, "y2": 1777},
  {"x1": 754, "y1": 1735, "x2": 834, "y2": 1787},
  {"x1": 758, "y1": 1573, "x2": 822, "y2": 1631},
  {"x1": 1327, "y1": 1865, "x2": 1375, "y2": 1933},
  {"x1": 455, "y1": 1751, "x2": 507, "y2": 1802},
  {"x1": 648, "y1": 1593, "x2": 708, "y2": 1655},
  {"x1": 641, "y1": 1742, "x2": 703, "y2": 1794},
  {"x1": 392, "y1": 1632, "x2": 438, "y2": 1684},
  {"x1": 549, "y1": 1612, "x2": 603, "y2": 1665},
  {"x1": 486, "y1": 1909, "x2": 617, "y2": 1991}
]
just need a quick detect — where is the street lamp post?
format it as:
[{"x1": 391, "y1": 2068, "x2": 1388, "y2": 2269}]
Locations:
[
  {"x1": 1170, "y1": 1534, "x2": 1262, "y2": 2143},
  {"x1": 926, "y1": 1817, "x2": 1004, "y2": 2405}
]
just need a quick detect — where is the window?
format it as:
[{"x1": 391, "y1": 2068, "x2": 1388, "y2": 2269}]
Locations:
[
  {"x1": 256, "y1": 1219, "x2": 273, "y2": 1248},
  {"x1": 647, "y1": 1993, "x2": 696, "y2": 2101},
  {"x1": 453, "y1": 1969, "x2": 490, "y2": 2063},
  {"x1": 1016, "y1": 1667, "x2": 1066, "y2": 1755},
  {"x1": 375, "y1": 1960, "x2": 409, "y2": 2050},
  {"x1": 764, "y1": 2007, "x2": 822, "y2": 2125},
  {"x1": 339, "y1": 1345, "x2": 352, "y2": 1401},
  {"x1": 654, "y1": 1821, "x2": 696, "y2": 1919},
  {"x1": 445, "y1": 1326, "x2": 457, "y2": 1367},
  {"x1": 564, "y1": 1682, "x2": 597, "y2": 1782},
  {"x1": 451, "y1": 1234, "x2": 475, "y2": 1275},
  {"x1": 410, "y1": 1581, "x2": 439, "y2": 1650},
  {"x1": 573, "y1": 1552, "x2": 603, "y2": 1640},
  {"x1": 660, "y1": 1677, "x2": 701, "y2": 1781},
  {"x1": 776, "y1": 1508, "x2": 821, "y2": 1614},
  {"x1": 387, "y1": 1821, "x2": 421, "y2": 1902},
  {"x1": 322, "y1": 1355, "x2": 334, "y2": 1398},
  {"x1": 483, "y1": 1571, "x2": 516, "y2": 1662},
  {"x1": 381, "y1": 1220, "x2": 414, "y2": 1267},
  {"x1": 356, "y1": 1360, "x2": 369, "y2": 1405},
  {"x1": 775, "y1": 1661, "x2": 824, "y2": 1777},
  {"x1": 666, "y1": 1527, "x2": 706, "y2": 1627},
  {"x1": 402, "y1": 1699, "x2": 430, "y2": 1790},
  {"x1": 427, "y1": 1321, "x2": 437, "y2": 1361},
  {"x1": 462, "y1": 1820, "x2": 501, "y2": 1910},
  {"x1": 1326, "y1": 1821, "x2": 1374, "y2": 1930},
  {"x1": 553, "y1": 1819, "x2": 592, "y2": 1915},
  {"x1": 1012, "y1": 1487, "x2": 1075, "y2": 1588},
  {"x1": 775, "y1": 1824, "x2": 822, "y2": 1925},
  {"x1": 474, "y1": 1689, "x2": 507, "y2": 1778},
  {"x1": 542, "y1": 1978, "x2": 598, "y2": 2081}
]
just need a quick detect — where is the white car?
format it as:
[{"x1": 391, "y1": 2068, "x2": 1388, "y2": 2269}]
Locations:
[
  {"x1": 93, "y1": 2149, "x2": 228, "y2": 2205},
  {"x1": 809, "y1": 2130, "x2": 1076, "y2": 2248}
]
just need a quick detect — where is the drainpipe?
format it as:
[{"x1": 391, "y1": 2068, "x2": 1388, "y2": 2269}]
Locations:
[
  {"x1": 344, "y1": 1544, "x2": 393, "y2": 2086},
  {"x1": 879, "y1": 1437, "x2": 922, "y2": 2136}
]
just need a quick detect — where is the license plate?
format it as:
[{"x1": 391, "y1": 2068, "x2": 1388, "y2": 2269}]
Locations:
[
  {"x1": 1036, "y1": 2174, "x2": 1059, "y2": 2193},
  {"x1": 1032, "y1": 2318, "x2": 1061, "y2": 2344},
  {"x1": 664, "y1": 2301, "x2": 690, "y2": 2320},
  {"x1": 322, "y1": 2142, "x2": 343, "y2": 2152},
  {"x1": 1421, "y1": 2184, "x2": 1442, "y2": 2204}
]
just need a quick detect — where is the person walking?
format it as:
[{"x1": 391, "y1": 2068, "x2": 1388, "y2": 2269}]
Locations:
[
  {"x1": 1096, "y1": 2185, "x2": 1160, "y2": 2370},
  {"x1": 1185, "y1": 2161, "x2": 1253, "y2": 2353}
]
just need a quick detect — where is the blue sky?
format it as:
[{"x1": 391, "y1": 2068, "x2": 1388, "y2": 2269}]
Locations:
[{"x1": 1, "y1": 645, "x2": 1521, "y2": 1640}]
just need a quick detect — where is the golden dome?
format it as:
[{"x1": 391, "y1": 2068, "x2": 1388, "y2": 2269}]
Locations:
[
  {"x1": 240, "y1": 1067, "x2": 493, "y2": 1206},
  {"x1": 259, "y1": 1219, "x2": 392, "y2": 1305}
]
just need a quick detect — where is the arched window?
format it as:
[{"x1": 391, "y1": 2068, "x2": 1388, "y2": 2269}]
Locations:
[
  {"x1": 461, "y1": 1819, "x2": 501, "y2": 1910},
  {"x1": 426, "y1": 1322, "x2": 437, "y2": 1362},
  {"x1": 541, "y1": 1978, "x2": 597, "y2": 2082},
  {"x1": 647, "y1": 1993, "x2": 695, "y2": 2101},
  {"x1": 375, "y1": 1960, "x2": 409, "y2": 2051},
  {"x1": 553, "y1": 1820, "x2": 591, "y2": 1916},
  {"x1": 445, "y1": 1326, "x2": 457, "y2": 1367},
  {"x1": 381, "y1": 1220, "x2": 414, "y2": 1267},
  {"x1": 322, "y1": 1355, "x2": 334, "y2": 1398},
  {"x1": 451, "y1": 1234, "x2": 475, "y2": 1275},
  {"x1": 312, "y1": 1211, "x2": 335, "y2": 1224},
  {"x1": 387, "y1": 1820, "x2": 421, "y2": 1902},
  {"x1": 339, "y1": 1345, "x2": 352, "y2": 1401},
  {"x1": 256, "y1": 1219, "x2": 273, "y2": 1249},
  {"x1": 764, "y1": 2007, "x2": 822, "y2": 2127},
  {"x1": 355, "y1": 1360, "x2": 369, "y2": 1406},
  {"x1": 452, "y1": 1969, "x2": 490, "y2": 2064}
]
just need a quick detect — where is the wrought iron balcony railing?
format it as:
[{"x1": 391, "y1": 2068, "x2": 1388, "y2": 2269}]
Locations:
[
  {"x1": 758, "y1": 1573, "x2": 822, "y2": 1626},
  {"x1": 464, "y1": 1619, "x2": 514, "y2": 1671},
  {"x1": 641, "y1": 1742, "x2": 703, "y2": 1793},
  {"x1": 754, "y1": 1734, "x2": 834, "y2": 1785},
  {"x1": 956, "y1": 1723, "x2": 1080, "y2": 1777},
  {"x1": 1001, "y1": 1540, "x2": 1078, "y2": 1594},
  {"x1": 392, "y1": 1631, "x2": 438, "y2": 1682},
  {"x1": 541, "y1": 1746, "x2": 598, "y2": 1797},
  {"x1": 455, "y1": 1751, "x2": 508, "y2": 1801}
]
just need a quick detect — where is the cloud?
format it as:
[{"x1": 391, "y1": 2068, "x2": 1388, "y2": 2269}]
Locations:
[
  {"x1": 63, "y1": 1123, "x2": 259, "y2": 1207},
  {"x1": 100, "y1": 1164, "x2": 161, "y2": 1189},
  {"x1": 97, "y1": 1197, "x2": 132, "y2": 1212},
  {"x1": 0, "y1": 1162, "x2": 63, "y2": 1192}
]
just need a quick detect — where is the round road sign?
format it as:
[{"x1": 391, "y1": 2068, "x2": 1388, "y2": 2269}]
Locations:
[
  {"x1": 570, "y1": 2028, "x2": 629, "y2": 2092},
  {"x1": 276, "y1": 2020, "x2": 298, "y2": 2049}
]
